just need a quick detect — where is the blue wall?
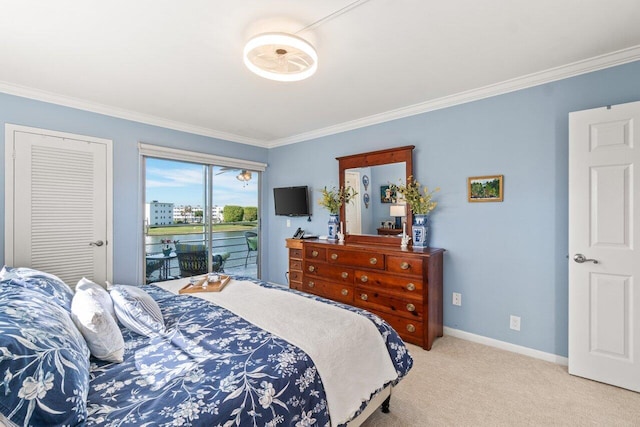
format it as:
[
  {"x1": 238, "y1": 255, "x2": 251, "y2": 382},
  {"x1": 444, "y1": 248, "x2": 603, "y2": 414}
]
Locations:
[
  {"x1": 2, "y1": 61, "x2": 639, "y2": 357},
  {"x1": 0, "y1": 93, "x2": 268, "y2": 284},
  {"x1": 264, "y1": 60, "x2": 640, "y2": 357}
]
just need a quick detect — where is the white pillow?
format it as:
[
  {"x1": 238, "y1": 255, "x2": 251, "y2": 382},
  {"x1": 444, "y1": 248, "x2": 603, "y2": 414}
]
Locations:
[
  {"x1": 110, "y1": 285, "x2": 165, "y2": 337},
  {"x1": 71, "y1": 290, "x2": 125, "y2": 363},
  {"x1": 76, "y1": 277, "x2": 116, "y2": 321}
]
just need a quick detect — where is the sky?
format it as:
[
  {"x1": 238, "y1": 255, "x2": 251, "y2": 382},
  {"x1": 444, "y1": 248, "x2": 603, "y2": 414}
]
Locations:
[{"x1": 146, "y1": 158, "x2": 258, "y2": 207}]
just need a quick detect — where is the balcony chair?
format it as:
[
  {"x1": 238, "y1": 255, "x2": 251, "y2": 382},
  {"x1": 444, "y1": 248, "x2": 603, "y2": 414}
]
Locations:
[
  {"x1": 244, "y1": 231, "x2": 258, "y2": 267},
  {"x1": 145, "y1": 257, "x2": 164, "y2": 283},
  {"x1": 175, "y1": 243, "x2": 229, "y2": 277}
]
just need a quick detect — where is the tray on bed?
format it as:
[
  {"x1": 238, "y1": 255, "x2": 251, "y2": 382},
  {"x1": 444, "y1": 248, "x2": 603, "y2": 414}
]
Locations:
[{"x1": 179, "y1": 275, "x2": 230, "y2": 293}]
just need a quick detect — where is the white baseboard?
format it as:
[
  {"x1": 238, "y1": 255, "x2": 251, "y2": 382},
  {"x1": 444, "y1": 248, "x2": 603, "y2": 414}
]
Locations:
[{"x1": 444, "y1": 327, "x2": 568, "y2": 366}]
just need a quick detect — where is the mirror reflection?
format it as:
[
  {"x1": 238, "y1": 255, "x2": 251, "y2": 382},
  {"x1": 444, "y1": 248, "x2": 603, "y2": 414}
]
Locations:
[{"x1": 344, "y1": 162, "x2": 406, "y2": 236}]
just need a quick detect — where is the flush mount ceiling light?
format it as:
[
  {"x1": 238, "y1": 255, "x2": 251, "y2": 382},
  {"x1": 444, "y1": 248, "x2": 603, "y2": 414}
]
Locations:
[{"x1": 243, "y1": 32, "x2": 318, "y2": 82}]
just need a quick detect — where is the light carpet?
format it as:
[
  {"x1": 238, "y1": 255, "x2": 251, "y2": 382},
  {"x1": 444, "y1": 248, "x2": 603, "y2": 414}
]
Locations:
[{"x1": 362, "y1": 335, "x2": 640, "y2": 426}]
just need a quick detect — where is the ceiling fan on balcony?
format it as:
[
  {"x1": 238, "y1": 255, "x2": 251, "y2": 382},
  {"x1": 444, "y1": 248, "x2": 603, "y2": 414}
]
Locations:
[{"x1": 215, "y1": 167, "x2": 252, "y2": 185}]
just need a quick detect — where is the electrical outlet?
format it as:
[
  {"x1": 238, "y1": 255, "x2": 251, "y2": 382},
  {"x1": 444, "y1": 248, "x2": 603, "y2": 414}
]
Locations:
[
  {"x1": 286, "y1": 219, "x2": 291, "y2": 228},
  {"x1": 452, "y1": 292, "x2": 462, "y2": 306},
  {"x1": 510, "y1": 315, "x2": 521, "y2": 331}
]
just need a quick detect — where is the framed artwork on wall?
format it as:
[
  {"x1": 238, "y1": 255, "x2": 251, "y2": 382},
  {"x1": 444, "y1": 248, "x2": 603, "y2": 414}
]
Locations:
[
  {"x1": 380, "y1": 185, "x2": 395, "y2": 203},
  {"x1": 468, "y1": 175, "x2": 504, "y2": 202}
]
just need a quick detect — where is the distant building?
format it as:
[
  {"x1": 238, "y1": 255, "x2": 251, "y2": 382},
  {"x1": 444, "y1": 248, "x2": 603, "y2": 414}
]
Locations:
[
  {"x1": 173, "y1": 205, "x2": 204, "y2": 224},
  {"x1": 145, "y1": 201, "x2": 174, "y2": 226},
  {"x1": 212, "y1": 205, "x2": 224, "y2": 223}
]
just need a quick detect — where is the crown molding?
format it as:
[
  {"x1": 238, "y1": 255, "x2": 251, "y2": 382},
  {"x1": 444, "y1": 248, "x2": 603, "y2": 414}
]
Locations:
[
  {"x1": 267, "y1": 44, "x2": 640, "y2": 148},
  {"x1": 2, "y1": 45, "x2": 639, "y2": 150},
  {"x1": 0, "y1": 81, "x2": 268, "y2": 148}
]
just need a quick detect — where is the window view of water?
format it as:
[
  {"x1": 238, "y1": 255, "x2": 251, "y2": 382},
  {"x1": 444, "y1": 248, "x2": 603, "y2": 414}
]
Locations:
[{"x1": 144, "y1": 158, "x2": 259, "y2": 283}]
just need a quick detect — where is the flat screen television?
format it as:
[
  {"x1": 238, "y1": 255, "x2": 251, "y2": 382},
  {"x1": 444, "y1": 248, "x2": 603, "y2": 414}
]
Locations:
[{"x1": 274, "y1": 186, "x2": 310, "y2": 217}]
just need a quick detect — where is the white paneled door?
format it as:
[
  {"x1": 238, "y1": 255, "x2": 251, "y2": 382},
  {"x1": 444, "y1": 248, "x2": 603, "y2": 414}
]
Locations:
[
  {"x1": 4, "y1": 125, "x2": 112, "y2": 288},
  {"x1": 568, "y1": 101, "x2": 640, "y2": 392}
]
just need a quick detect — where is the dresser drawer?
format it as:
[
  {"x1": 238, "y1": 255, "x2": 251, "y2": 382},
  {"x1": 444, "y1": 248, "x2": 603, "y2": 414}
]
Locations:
[
  {"x1": 290, "y1": 259, "x2": 302, "y2": 271},
  {"x1": 302, "y1": 278, "x2": 354, "y2": 304},
  {"x1": 355, "y1": 290, "x2": 422, "y2": 320},
  {"x1": 354, "y1": 270, "x2": 423, "y2": 298},
  {"x1": 289, "y1": 269, "x2": 303, "y2": 283},
  {"x1": 290, "y1": 248, "x2": 303, "y2": 259},
  {"x1": 326, "y1": 248, "x2": 384, "y2": 270},
  {"x1": 305, "y1": 262, "x2": 354, "y2": 283},
  {"x1": 376, "y1": 311, "x2": 424, "y2": 346},
  {"x1": 305, "y1": 246, "x2": 327, "y2": 261},
  {"x1": 386, "y1": 255, "x2": 424, "y2": 276}
]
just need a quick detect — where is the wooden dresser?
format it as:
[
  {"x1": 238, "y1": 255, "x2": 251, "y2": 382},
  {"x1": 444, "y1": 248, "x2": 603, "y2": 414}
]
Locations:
[{"x1": 285, "y1": 238, "x2": 444, "y2": 350}]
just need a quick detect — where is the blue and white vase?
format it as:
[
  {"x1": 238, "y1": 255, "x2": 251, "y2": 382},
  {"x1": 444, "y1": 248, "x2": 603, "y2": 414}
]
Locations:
[
  {"x1": 412, "y1": 214, "x2": 429, "y2": 248},
  {"x1": 328, "y1": 214, "x2": 339, "y2": 241}
]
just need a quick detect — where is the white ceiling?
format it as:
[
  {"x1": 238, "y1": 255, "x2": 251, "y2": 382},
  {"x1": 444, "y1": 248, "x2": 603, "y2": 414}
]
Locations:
[{"x1": 1, "y1": 0, "x2": 640, "y2": 148}]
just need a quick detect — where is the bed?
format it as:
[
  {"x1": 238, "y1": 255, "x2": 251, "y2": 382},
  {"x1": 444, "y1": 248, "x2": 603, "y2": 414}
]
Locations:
[{"x1": 0, "y1": 268, "x2": 413, "y2": 427}]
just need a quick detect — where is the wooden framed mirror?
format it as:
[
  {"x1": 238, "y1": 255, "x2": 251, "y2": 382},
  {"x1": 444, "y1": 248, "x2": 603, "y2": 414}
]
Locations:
[{"x1": 337, "y1": 145, "x2": 414, "y2": 245}]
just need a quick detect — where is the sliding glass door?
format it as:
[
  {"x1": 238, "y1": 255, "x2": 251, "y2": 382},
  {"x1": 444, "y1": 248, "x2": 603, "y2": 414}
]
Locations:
[{"x1": 143, "y1": 156, "x2": 260, "y2": 283}]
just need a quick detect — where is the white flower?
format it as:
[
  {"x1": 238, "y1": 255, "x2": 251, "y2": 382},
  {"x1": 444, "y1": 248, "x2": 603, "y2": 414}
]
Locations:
[
  {"x1": 17, "y1": 371, "x2": 54, "y2": 400},
  {"x1": 258, "y1": 381, "x2": 276, "y2": 408},
  {"x1": 295, "y1": 410, "x2": 317, "y2": 427}
]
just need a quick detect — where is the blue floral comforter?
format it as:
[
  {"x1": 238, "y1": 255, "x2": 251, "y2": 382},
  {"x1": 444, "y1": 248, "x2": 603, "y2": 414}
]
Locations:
[{"x1": 86, "y1": 281, "x2": 412, "y2": 427}]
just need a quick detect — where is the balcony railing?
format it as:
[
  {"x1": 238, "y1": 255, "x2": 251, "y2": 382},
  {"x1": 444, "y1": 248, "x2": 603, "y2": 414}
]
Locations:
[{"x1": 145, "y1": 231, "x2": 258, "y2": 283}]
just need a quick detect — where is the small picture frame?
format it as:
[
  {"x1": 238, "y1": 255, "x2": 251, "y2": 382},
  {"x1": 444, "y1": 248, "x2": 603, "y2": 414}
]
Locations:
[
  {"x1": 468, "y1": 175, "x2": 504, "y2": 202},
  {"x1": 380, "y1": 185, "x2": 395, "y2": 203}
]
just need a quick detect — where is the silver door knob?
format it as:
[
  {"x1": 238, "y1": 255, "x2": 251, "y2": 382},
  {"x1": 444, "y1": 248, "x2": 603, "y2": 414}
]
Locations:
[
  {"x1": 89, "y1": 240, "x2": 104, "y2": 247},
  {"x1": 573, "y1": 253, "x2": 598, "y2": 264}
]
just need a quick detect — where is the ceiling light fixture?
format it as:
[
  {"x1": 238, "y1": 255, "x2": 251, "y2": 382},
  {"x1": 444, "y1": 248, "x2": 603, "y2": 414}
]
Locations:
[
  {"x1": 236, "y1": 170, "x2": 252, "y2": 182},
  {"x1": 243, "y1": 32, "x2": 318, "y2": 82}
]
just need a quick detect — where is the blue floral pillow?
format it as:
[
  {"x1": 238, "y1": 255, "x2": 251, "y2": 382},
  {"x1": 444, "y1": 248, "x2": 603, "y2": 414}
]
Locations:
[
  {"x1": 0, "y1": 281, "x2": 90, "y2": 426},
  {"x1": 0, "y1": 266, "x2": 74, "y2": 312}
]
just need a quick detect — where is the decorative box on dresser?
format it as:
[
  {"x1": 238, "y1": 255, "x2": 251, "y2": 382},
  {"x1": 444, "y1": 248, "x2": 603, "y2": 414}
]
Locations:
[{"x1": 285, "y1": 238, "x2": 445, "y2": 350}]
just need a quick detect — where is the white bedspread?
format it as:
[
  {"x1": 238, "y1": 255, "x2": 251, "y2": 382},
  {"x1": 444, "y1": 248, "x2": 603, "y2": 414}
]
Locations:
[{"x1": 158, "y1": 278, "x2": 398, "y2": 425}]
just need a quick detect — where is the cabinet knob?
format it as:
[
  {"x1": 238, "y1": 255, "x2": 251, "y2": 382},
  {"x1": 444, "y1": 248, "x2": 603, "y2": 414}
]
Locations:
[
  {"x1": 331, "y1": 253, "x2": 338, "y2": 260},
  {"x1": 307, "y1": 281, "x2": 315, "y2": 288},
  {"x1": 341, "y1": 289, "x2": 349, "y2": 296},
  {"x1": 311, "y1": 250, "x2": 319, "y2": 258},
  {"x1": 369, "y1": 257, "x2": 378, "y2": 265},
  {"x1": 360, "y1": 293, "x2": 368, "y2": 301},
  {"x1": 341, "y1": 271, "x2": 349, "y2": 279},
  {"x1": 400, "y1": 262, "x2": 410, "y2": 270},
  {"x1": 308, "y1": 265, "x2": 315, "y2": 272},
  {"x1": 406, "y1": 303, "x2": 416, "y2": 312},
  {"x1": 360, "y1": 275, "x2": 368, "y2": 283},
  {"x1": 406, "y1": 324, "x2": 416, "y2": 333},
  {"x1": 406, "y1": 283, "x2": 416, "y2": 291}
]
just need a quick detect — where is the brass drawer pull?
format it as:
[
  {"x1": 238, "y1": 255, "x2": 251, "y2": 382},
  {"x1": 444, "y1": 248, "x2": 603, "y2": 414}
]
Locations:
[
  {"x1": 406, "y1": 303, "x2": 416, "y2": 312},
  {"x1": 308, "y1": 265, "x2": 315, "y2": 272},
  {"x1": 341, "y1": 289, "x2": 349, "y2": 296},
  {"x1": 311, "y1": 250, "x2": 319, "y2": 258},
  {"x1": 331, "y1": 253, "x2": 338, "y2": 260},
  {"x1": 308, "y1": 281, "x2": 315, "y2": 288},
  {"x1": 369, "y1": 257, "x2": 378, "y2": 265},
  {"x1": 341, "y1": 272, "x2": 349, "y2": 279},
  {"x1": 360, "y1": 293, "x2": 368, "y2": 301},
  {"x1": 406, "y1": 283, "x2": 416, "y2": 291},
  {"x1": 406, "y1": 324, "x2": 416, "y2": 333},
  {"x1": 400, "y1": 262, "x2": 410, "y2": 270},
  {"x1": 360, "y1": 275, "x2": 368, "y2": 283}
]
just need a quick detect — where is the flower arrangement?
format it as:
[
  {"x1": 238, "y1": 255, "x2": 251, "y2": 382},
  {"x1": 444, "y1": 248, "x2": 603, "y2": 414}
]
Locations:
[
  {"x1": 390, "y1": 176, "x2": 440, "y2": 215},
  {"x1": 318, "y1": 186, "x2": 358, "y2": 215},
  {"x1": 161, "y1": 239, "x2": 179, "y2": 253}
]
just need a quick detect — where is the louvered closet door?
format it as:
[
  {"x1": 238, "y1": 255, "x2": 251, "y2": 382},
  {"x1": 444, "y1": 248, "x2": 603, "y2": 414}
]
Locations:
[{"x1": 11, "y1": 130, "x2": 109, "y2": 287}]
